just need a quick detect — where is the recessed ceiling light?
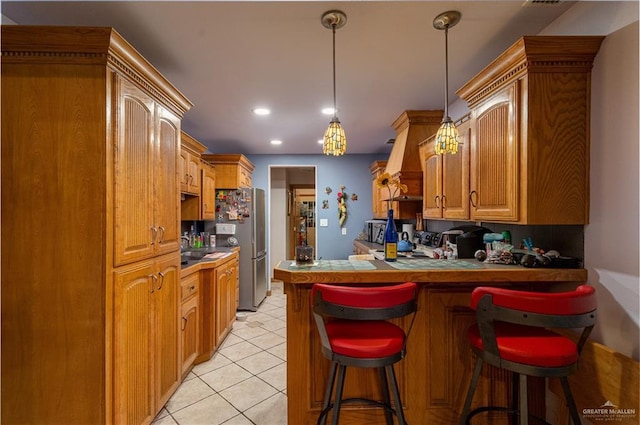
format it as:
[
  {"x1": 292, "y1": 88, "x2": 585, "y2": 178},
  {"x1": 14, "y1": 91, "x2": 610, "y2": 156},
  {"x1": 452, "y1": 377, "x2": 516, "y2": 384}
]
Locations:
[
  {"x1": 253, "y1": 108, "x2": 271, "y2": 115},
  {"x1": 270, "y1": 140, "x2": 282, "y2": 145},
  {"x1": 321, "y1": 107, "x2": 335, "y2": 115}
]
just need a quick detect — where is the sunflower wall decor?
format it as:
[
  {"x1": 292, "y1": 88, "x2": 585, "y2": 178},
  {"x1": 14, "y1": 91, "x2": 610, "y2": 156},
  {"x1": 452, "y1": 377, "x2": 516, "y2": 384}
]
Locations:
[{"x1": 375, "y1": 173, "x2": 407, "y2": 211}]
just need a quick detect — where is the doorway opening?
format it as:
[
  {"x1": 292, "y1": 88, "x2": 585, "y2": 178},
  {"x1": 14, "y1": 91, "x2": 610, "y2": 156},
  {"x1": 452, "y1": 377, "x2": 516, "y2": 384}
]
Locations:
[{"x1": 268, "y1": 166, "x2": 316, "y2": 279}]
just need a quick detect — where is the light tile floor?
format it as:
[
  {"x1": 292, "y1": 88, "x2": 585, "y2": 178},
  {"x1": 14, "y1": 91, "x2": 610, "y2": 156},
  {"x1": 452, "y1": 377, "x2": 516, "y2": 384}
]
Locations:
[{"x1": 153, "y1": 281, "x2": 287, "y2": 425}]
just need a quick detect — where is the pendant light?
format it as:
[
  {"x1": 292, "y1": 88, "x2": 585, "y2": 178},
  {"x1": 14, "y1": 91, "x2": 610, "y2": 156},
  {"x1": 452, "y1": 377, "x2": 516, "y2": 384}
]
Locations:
[
  {"x1": 321, "y1": 10, "x2": 347, "y2": 156},
  {"x1": 433, "y1": 11, "x2": 461, "y2": 155}
]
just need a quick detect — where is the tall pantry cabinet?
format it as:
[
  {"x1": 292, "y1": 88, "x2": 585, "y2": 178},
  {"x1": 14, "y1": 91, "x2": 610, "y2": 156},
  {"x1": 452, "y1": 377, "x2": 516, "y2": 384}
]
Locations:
[{"x1": 1, "y1": 26, "x2": 192, "y2": 425}]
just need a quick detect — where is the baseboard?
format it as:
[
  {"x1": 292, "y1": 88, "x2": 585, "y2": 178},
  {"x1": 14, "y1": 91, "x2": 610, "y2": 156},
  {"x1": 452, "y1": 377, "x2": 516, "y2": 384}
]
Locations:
[{"x1": 549, "y1": 332, "x2": 639, "y2": 424}]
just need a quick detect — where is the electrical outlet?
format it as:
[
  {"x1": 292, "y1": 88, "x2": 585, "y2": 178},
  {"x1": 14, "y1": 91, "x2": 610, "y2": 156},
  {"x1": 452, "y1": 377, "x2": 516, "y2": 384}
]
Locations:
[
  {"x1": 342, "y1": 228, "x2": 347, "y2": 235},
  {"x1": 320, "y1": 219, "x2": 328, "y2": 227}
]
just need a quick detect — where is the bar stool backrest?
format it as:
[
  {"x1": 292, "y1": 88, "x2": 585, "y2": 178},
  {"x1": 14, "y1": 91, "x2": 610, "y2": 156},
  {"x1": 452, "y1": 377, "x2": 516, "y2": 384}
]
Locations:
[
  {"x1": 471, "y1": 285, "x2": 597, "y2": 360},
  {"x1": 311, "y1": 282, "x2": 418, "y2": 355}
]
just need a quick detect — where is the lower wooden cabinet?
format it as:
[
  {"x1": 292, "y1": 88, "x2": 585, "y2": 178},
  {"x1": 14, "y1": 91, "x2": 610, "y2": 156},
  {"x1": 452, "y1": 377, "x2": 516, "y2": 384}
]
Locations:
[
  {"x1": 113, "y1": 252, "x2": 180, "y2": 425},
  {"x1": 215, "y1": 256, "x2": 238, "y2": 346},
  {"x1": 196, "y1": 252, "x2": 239, "y2": 363},
  {"x1": 180, "y1": 271, "x2": 200, "y2": 378}
]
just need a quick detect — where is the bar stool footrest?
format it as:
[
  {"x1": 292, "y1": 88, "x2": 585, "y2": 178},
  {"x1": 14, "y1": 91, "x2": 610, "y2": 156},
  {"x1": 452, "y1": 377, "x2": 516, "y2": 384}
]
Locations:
[
  {"x1": 466, "y1": 406, "x2": 552, "y2": 425},
  {"x1": 317, "y1": 397, "x2": 399, "y2": 425}
]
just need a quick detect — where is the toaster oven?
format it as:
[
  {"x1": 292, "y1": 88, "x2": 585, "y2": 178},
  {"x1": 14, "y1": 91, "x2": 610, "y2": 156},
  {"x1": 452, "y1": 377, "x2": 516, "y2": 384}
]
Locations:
[{"x1": 366, "y1": 220, "x2": 386, "y2": 244}]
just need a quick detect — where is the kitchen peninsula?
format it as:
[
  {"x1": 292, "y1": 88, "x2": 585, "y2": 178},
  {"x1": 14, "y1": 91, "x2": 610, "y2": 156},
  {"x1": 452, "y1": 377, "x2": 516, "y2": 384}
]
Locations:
[{"x1": 274, "y1": 259, "x2": 587, "y2": 425}]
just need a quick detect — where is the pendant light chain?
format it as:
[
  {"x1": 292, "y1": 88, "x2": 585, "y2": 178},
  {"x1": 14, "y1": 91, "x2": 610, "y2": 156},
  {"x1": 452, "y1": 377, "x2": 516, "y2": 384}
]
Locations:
[
  {"x1": 443, "y1": 26, "x2": 450, "y2": 121},
  {"x1": 332, "y1": 23, "x2": 337, "y2": 120}
]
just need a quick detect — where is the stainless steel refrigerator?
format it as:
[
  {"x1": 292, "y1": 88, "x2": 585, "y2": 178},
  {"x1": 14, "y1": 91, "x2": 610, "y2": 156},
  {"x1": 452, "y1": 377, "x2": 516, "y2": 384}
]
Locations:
[{"x1": 215, "y1": 188, "x2": 267, "y2": 311}]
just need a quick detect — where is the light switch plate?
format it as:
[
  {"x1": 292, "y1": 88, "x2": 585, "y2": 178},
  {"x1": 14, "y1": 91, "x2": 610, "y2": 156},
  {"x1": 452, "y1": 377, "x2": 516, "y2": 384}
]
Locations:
[
  {"x1": 320, "y1": 219, "x2": 328, "y2": 227},
  {"x1": 342, "y1": 228, "x2": 347, "y2": 235}
]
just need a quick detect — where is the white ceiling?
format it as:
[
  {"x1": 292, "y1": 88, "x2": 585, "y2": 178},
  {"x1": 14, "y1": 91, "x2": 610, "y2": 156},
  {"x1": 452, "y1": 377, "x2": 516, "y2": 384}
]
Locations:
[{"x1": 2, "y1": 1, "x2": 578, "y2": 155}]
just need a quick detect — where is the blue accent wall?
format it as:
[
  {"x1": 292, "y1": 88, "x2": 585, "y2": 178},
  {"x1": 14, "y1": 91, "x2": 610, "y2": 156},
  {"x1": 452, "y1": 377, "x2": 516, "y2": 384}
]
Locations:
[{"x1": 248, "y1": 154, "x2": 383, "y2": 260}]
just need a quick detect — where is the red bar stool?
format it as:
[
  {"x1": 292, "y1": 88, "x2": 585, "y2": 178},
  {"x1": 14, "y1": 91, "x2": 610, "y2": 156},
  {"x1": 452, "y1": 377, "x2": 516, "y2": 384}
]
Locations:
[
  {"x1": 311, "y1": 282, "x2": 418, "y2": 425},
  {"x1": 459, "y1": 285, "x2": 597, "y2": 425}
]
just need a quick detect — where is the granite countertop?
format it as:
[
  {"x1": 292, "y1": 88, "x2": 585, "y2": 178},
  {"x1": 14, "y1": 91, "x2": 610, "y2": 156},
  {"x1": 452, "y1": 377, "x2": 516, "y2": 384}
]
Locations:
[
  {"x1": 180, "y1": 247, "x2": 240, "y2": 276},
  {"x1": 273, "y1": 258, "x2": 587, "y2": 285}
]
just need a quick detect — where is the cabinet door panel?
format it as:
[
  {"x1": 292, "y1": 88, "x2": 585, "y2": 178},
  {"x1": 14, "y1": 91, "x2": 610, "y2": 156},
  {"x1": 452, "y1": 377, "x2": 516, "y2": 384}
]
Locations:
[
  {"x1": 470, "y1": 83, "x2": 519, "y2": 221},
  {"x1": 113, "y1": 261, "x2": 155, "y2": 425},
  {"x1": 155, "y1": 106, "x2": 181, "y2": 256},
  {"x1": 422, "y1": 137, "x2": 442, "y2": 219},
  {"x1": 181, "y1": 296, "x2": 199, "y2": 376},
  {"x1": 114, "y1": 77, "x2": 155, "y2": 266},
  {"x1": 201, "y1": 164, "x2": 216, "y2": 220},
  {"x1": 442, "y1": 119, "x2": 470, "y2": 220},
  {"x1": 153, "y1": 255, "x2": 180, "y2": 411}
]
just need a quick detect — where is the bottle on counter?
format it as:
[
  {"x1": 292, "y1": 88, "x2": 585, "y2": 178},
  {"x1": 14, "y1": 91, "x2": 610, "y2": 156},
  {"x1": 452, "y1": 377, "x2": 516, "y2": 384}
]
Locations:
[{"x1": 384, "y1": 209, "x2": 398, "y2": 262}]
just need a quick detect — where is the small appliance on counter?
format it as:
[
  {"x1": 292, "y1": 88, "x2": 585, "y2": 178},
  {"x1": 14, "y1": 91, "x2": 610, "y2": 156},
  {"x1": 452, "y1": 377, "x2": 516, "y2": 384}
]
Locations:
[
  {"x1": 447, "y1": 225, "x2": 493, "y2": 258},
  {"x1": 366, "y1": 220, "x2": 387, "y2": 244}
]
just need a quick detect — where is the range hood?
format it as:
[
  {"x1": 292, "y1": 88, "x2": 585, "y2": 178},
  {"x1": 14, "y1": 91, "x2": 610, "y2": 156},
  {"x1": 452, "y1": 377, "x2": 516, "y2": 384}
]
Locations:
[{"x1": 384, "y1": 110, "x2": 443, "y2": 201}]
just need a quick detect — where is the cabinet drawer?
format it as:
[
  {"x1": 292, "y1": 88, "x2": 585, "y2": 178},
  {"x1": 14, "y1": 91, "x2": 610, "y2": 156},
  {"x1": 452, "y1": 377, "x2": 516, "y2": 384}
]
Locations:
[{"x1": 180, "y1": 274, "x2": 199, "y2": 301}]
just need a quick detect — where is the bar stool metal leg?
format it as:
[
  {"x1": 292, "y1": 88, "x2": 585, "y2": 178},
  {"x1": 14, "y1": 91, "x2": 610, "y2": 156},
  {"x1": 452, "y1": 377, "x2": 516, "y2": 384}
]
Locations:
[
  {"x1": 511, "y1": 374, "x2": 520, "y2": 425},
  {"x1": 560, "y1": 377, "x2": 582, "y2": 425},
  {"x1": 379, "y1": 367, "x2": 394, "y2": 425},
  {"x1": 331, "y1": 365, "x2": 347, "y2": 425},
  {"x1": 318, "y1": 362, "x2": 339, "y2": 425},
  {"x1": 387, "y1": 364, "x2": 407, "y2": 425},
  {"x1": 460, "y1": 358, "x2": 484, "y2": 425},
  {"x1": 519, "y1": 375, "x2": 528, "y2": 425}
]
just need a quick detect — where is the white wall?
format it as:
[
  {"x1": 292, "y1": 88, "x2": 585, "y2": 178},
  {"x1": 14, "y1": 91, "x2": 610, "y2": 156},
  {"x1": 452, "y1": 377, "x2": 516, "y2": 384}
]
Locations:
[{"x1": 541, "y1": 2, "x2": 640, "y2": 359}]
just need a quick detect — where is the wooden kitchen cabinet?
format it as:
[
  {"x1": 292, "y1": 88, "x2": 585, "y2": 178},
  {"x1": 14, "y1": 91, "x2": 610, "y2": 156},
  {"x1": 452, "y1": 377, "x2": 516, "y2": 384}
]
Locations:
[
  {"x1": 180, "y1": 271, "x2": 200, "y2": 378},
  {"x1": 201, "y1": 162, "x2": 217, "y2": 220},
  {"x1": 1, "y1": 26, "x2": 192, "y2": 425},
  {"x1": 457, "y1": 36, "x2": 604, "y2": 224},
  {"x1": 419, "y1": 115, "x2": 470, "y2": 220},
  {"x1": 180, "y1": 132, "x2": 205, "y2": 195},
  {"x1": 114, "y1": 253, "x2": 180, "y2": 425},
  {"x1": 215, "y1": 256, "x2": 239, "y2": 344},
  {"x1": 196, "y1": 252, "x2": 239, "y2": 363},
  {"x1": 203, "y1": 153, "x2": 254, "y2": 189},
  {"x1": 114, "y1": 76, "x2": 183, "y2": 266},
  {"x1": 370, "y1": 160, "x2": 388, "y2": 219}
]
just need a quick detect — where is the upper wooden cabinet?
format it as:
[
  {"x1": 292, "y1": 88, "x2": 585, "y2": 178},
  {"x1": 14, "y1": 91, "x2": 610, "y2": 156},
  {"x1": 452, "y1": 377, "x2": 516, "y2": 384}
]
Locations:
[
  {"x1": 180, "y1": 132, "x2": 206, "y2": 195},
  {"x1": 457, "y1": 36, "x2": 604, "y2": 224},
  {"x1": 419, "y1": 115, "x2": 470, "y2": 220},
  {"x1": 1, "y1": 26, "x2": 192, "y2": 425},
  {"x1": 203, "y1": 154, "x2": 254, "y2": 189},
  {"x1": 180, "y1": 131, "x2": 217, "y2": 221},
  {"x1": 201, "y1": 162, "x2": 217, "y2": 220},
  {"x1": 370, "y1": 160, "x2": 388, "y2": 220},
  {"x1": 114, "y1": 78, "x2": 183, "y2": 266}
]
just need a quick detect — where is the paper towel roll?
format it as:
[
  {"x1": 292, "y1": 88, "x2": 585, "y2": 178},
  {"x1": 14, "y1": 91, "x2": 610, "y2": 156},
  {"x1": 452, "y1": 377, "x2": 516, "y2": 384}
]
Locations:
[{"x1": 402, "y1": 224, "x2": 415, "y2": 241}]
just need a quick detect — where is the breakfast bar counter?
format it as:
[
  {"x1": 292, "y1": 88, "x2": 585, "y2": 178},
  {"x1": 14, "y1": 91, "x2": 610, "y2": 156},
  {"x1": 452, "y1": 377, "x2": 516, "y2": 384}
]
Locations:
[{"x1": 273, "y1": 259, "x2": 587, "y2": 425}]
